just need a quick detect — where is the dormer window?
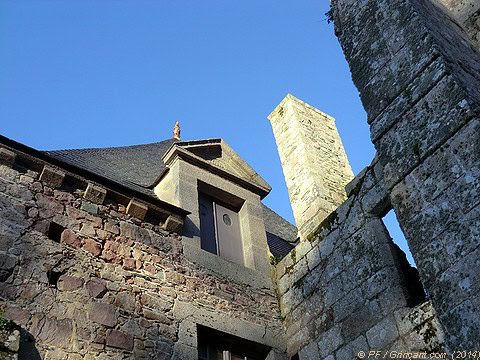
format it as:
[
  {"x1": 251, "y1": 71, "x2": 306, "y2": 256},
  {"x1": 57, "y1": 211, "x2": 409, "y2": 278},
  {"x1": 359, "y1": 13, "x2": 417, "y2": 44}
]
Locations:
[{"x1": 198, "y1": 191, "x2": 244, "y2": 266}]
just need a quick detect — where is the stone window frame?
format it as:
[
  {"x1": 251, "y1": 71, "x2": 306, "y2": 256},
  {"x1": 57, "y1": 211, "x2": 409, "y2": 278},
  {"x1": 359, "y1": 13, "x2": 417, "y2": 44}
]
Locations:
[
  {"x1": 156, "y1": 145, "x2": 272, "y2": 290},
  {"x1": 174, "y1": 301, "x2": 286, "y2": 360}
]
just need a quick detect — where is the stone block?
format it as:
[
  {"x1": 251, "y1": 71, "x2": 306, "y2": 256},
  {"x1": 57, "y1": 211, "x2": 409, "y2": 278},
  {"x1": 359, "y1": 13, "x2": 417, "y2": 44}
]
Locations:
[
  {"x1": 86, "y1": 278, "x2": 107, "y2": 298},
  {"x1": 105, "y1": 329, "x2": 133, "y2": 351},
  {"x1": 83, "y1": 183, "x2": 107, "y2": 205},
  {"x1": 0, "y1": 148, "x2": 16, "y2": 167},
  {"x1": 164, "y1": 214, "x2": 184, "y2": 234},
  {"x1": 39, "y1": 166, "x2": 65, "y2": 189},
  {"x1": 83, "y1": 238, "x2": 102, "y2": 256},
  {"x1": 60, "y1": 229, "x2": 82, "y2": 248},
  {"x1": 316, "y1": 326, "x2": 343, "y2": 358},
  {"x1": 366, "y1": 317, "x2": 399, "y2": 349},
  {"x1": 30, "y1": 315, "x2": 73, "y2": 348},
  {"x1": 57, "y1": 275, "x2": 84, "y2": 291},
  {"x1": 335, "y1": 335, "x2": 368, "y2": 360},
  {"x1": 4, "y1": 305, "x2": 30, "y2": 326},
  {"x1": 89, "y1": 302, "x2": 117, "y2": 327},
  {"x1": 80, "y1": 201, "x2": 98, "y2": 214},
  {"x1": 126, "y1": 199, "x2": 148, "y2": 220},
  {"x1": 298, "y1": 341, "x2": 319, "y2": 360}
]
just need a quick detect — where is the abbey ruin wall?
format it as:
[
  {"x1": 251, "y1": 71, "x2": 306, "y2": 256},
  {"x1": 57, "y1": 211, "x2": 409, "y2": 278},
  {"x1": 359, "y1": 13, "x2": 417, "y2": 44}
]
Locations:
[
  {"x1": 330, "y1": 0, "x2": 480, "y2": 351},
  {"x1": 437, "y1": 0, "x2": 480, "y2": 48},
  {"x1": 274, "y1": 157, "x2": 445, "y2": 358}
]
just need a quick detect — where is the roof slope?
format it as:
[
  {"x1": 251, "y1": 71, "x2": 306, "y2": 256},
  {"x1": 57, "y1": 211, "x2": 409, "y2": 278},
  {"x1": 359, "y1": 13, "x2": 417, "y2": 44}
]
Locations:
[
  {"x1": 45, "y1": 139, "x2": 177, "y2": 196},
  {"x1": 45, "y1": 139, "x2": 297, "y2": 257}
]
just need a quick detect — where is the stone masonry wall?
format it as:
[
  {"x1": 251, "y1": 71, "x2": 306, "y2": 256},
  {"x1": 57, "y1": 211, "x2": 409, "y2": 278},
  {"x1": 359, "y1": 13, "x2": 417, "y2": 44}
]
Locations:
[
  {"x1": 332, "y1": 0, "x2": 480, "y2": 350},
  {"x1": 0, "y1": 148, "x2": 284, "y2": 359},
  {"x1": 274, "y1": 156, "x2": 445, "y2": 359},
  {"x1": 436, "y1": 0, "x2": 480, "y2": 48},
  {"x1": 268, "y1": 94, "x2": 354, "y2": 239}
]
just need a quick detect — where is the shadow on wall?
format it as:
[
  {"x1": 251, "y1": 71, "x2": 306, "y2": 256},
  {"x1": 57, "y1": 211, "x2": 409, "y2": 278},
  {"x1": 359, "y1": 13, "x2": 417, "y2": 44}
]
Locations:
[{"x1": 19, "y1": 329, "x2": 41, "y2": 360}]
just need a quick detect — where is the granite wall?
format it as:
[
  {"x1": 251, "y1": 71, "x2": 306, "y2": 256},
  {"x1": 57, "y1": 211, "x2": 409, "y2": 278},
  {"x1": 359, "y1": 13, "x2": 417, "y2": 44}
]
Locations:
[
  {"x1": 436, "y1": 0, "x2": 480, "y2": 48},
  {"x1": 274, "y1": 157, "x2": 445, "y2": 359},
  {"x1": 331, "y1": 0, "x2": 480, "y2": 351}
]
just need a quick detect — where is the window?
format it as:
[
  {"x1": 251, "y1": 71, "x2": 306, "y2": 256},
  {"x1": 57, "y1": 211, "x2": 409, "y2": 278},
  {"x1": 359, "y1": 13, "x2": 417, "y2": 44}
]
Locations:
[
  {"x1": 198, "y1": 191, "x2": 244, "y2": 266},
  {"x1": 382, "y1": 209, "x2": 426, "y2": 306},
  {"x1": 198, "y1": 325, "x2": 270, "y2": 360}
]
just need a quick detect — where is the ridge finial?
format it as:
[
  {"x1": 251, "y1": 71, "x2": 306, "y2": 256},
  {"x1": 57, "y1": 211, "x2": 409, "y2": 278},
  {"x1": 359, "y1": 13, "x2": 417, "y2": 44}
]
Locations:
[{"x1": 173, "y1": 120, "x2": 181, "y2": 140}]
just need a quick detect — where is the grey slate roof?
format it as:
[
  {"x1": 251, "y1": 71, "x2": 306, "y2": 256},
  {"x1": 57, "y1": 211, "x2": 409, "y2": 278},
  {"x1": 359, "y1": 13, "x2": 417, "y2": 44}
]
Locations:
[
  {"x1": 45, "y1": 139, "x2": 297, "y2": 257},
  {"x1": 45, "y1": 139, "x2": 178, "y2": 198}
]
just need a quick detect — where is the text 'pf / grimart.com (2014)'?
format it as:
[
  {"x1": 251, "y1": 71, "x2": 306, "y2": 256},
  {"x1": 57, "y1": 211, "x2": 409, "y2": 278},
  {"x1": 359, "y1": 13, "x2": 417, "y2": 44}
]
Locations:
[{"x1": 357, "y1": 350, "x2": 452, "y2": 359}]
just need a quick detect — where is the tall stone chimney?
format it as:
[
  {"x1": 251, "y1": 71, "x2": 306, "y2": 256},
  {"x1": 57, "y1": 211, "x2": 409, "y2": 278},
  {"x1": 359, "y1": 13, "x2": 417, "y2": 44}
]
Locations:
[{"x1": 268, "y1": 94, "x2": 354, "y2": 239}]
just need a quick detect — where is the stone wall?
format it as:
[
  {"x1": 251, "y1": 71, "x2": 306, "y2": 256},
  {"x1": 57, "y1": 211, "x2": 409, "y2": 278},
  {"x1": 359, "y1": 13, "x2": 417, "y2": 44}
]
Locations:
[
  {"x1": 274, "y1": 157, "x2": 445, "y2": 358},
  {"x1": 331, "y1": 0, "x2": 480, "y2": 351},
  {"x1": 0, "y1": 144, "x2": 285, "y2": 360},
  {"x1": 436, "y1": 0, "x2": 480, "y2": 48}
]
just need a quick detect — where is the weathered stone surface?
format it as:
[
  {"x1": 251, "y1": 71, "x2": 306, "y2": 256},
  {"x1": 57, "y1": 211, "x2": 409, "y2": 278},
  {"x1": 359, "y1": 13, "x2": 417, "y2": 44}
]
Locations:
[
  {"x1": 86, "y1": 278, "x2": 107, "y2": 298},
  {"x1": 268, "y1": 94, "x2": 354, "y2": 239},
  {"x1": 30, "y1": 315, "x2": 73, "y2": 348},
  {"x1": 4, "y1": 306, "x2": 30, "y2": 326},
  {"x1": 89, "y1": 303, "x2": 117, "y2": 327},
  {"x1": 0, "y1": 148, "x2": 16, "y2": 167},
  {"x1": 126, "y1": 199, "x2": 148, "y2": 220},
  {"x1": 39, "y1": 166, "x2": 65, "y2": 189},
  {"x1": 164, "y1": 214, "x2": 183, "y2": 234},
  {"x1": 0, "y1": 329, "x2": 20, "y2": 359},
  {"x1": 83, "y1": 183, "x2": 107, "y2": 205},
  {"x1": 60, "y1": 229, "x2": 81, "y2": 248},
  {"x1": 57, "y1": 275, "x2": 84, "y2": 291},
  {"x1": 83, "y1": 238, "x2": 102, "y2": 256},
  {"x1": 105, "y1": 330, "x2": 133, "y2": 351}
]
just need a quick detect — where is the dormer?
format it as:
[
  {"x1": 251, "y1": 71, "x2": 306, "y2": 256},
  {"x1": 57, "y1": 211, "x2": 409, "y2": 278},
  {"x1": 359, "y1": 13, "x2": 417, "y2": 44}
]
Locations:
[{"x1": 154, "y1": 139, "x2": 275, "y2": 288}]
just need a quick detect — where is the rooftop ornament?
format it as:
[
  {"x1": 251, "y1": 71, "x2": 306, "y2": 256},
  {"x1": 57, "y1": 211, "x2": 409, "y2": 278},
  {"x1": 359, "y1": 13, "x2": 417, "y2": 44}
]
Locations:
[{"x1": 173, "y1": 120, "x2": 181, "y2": 140}]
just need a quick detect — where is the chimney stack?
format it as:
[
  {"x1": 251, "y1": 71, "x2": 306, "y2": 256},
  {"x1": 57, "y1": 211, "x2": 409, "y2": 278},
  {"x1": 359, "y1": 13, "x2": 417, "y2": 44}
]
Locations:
[{"x1": 268, "y1": 94, "x2": 354, "y2": 239}]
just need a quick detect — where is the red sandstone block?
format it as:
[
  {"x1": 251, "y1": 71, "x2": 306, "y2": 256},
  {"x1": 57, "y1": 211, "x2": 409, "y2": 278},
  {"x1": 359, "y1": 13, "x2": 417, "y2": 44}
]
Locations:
[
  {"x1": 83, "y1": 238, "x2": 102, "y2": 257},
  {"x1": 86, "y1": 278, "x2": 107, "y2": 299},
  {"x1": 89, "y1": 302, "x2": 117, "y2": 327},
  {"x1": 106, "y1": 329, "x2": 133, "y2": 351},
  {"x1": 123, "y1": 258, "x2": 136, "y2": 270},
  {"x1": 57, "y1": 275, "x2": 84, "y2": 291},
  {"x1": 61, "y1": 229, "x2": 82, "y2": 248}
]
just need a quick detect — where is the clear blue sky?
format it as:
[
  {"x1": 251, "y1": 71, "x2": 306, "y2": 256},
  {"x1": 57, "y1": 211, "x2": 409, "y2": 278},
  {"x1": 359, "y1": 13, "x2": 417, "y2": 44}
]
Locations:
[{"x1": 0, "y1": 1, "x2": 414, "y2": 265}]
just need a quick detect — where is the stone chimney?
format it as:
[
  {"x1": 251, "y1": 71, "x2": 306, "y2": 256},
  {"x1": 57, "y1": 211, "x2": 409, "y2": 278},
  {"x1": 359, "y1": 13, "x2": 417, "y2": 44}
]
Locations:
[{"x1": 268, "y1": 94, "x2": 354, "y2": 239}]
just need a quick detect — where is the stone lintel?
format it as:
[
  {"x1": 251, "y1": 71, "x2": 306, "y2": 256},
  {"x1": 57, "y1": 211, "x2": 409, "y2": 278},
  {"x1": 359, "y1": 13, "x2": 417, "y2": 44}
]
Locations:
[
  {"x1": 39, "y1": 165, "x2": 65, "y2": 189},
  {"x1": 126, "y1": 199, "x2": 148, "y2": 220},
  {"x1": 0, "y1": 148, "x2": 16, "y2": 167},
  {"x1": 83, "y1": 183, "x2": 107, "y2": 205},
  {"x1": 164, "y1": 214, "x2": 184, "y2": 234}
]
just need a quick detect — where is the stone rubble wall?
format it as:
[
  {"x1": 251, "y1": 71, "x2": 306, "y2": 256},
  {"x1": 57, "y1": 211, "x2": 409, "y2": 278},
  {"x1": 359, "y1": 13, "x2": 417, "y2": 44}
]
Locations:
[
  {"x1": 332, "y1": 0, "x2": 480, "y2": 351},
  {"x1": 0, "y1": 150, "x2": 284, "y2": 359},
  {"x1": 0, "y1": 324, "x2": 20, "y2": 360},
  {"x1": 274, "y1": 158, "x2": 445, "y2": 359}
]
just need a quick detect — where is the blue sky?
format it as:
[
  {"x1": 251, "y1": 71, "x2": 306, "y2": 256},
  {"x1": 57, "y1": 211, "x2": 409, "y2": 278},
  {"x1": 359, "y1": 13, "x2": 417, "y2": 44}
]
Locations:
[{"x1": 0, "y1": 1, "x2": 414, "y2": 265}]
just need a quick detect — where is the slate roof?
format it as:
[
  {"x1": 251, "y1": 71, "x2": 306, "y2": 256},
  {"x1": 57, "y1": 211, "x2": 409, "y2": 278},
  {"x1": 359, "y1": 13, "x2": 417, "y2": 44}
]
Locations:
[
  {"x1": 45, "y1": 139, "x2": 178, "y2": 198},
  {"x1": 45, "y1": 139, "x2": 297, "y2": 257}
]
